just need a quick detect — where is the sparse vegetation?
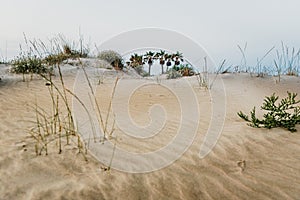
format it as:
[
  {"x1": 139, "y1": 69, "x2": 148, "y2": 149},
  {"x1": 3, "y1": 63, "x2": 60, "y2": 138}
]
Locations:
[
  {"x1": 9, "y1": 34, "x2": 119, "y2": 164},
  {"x1": 11, "y1": 55, "x2": 52, "y2": 81},
  {"x1": 196, "y1": 57, "x2": 209, "y2": 89},
  {"x1": 171, "y1": 63, "x2": 195, "y2": 76},
  {"x1": 273, "y1": 42, "x2": 300, "y2": 82},
  {"x1": 209, "y1": 59, "x2": 229, "y2": 89},
  {"x1": 30, "y1": 65, "x2": 87, "y2": 158},
  {"x1": 97, "y1": 50, "x2": 124, "y2": 70},
  {"x1": 29, "y1": 59, "x2": 119, "y2": 166},
  {"x1": 10, "y1": 34, "x2": 90, "y2": 81},
  {"x1": 238, "y1": 92, "x2": 300, "y2": 132},
  {"x1": 236, "y1": 42, "x2": 300, "y2": 80},
  {"x1": 167, "y1": 69, "x2": 182, "y2": 79}
]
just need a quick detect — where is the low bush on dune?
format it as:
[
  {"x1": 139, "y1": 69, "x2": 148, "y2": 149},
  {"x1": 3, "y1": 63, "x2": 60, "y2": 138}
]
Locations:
[
  {"x1": 44, "y1": 44, "x2": 88, "y2": 66},
  {"x1": 43, "y1": 53, "x2": 70, "y2": 66},
  {"x1": 10, "y1": 43, "x2": 90, "y2": 81},
  {"x1": 10, "y1": 34, "x2": 91, "y2": 81},
  {"x1": 62, "y1": 44, "x2": 89, "y2": 58},
  {"x1": 167, "y1": 69, "x2": 182, "y2": 79},
  {"x1": 167, "y1": 64, "x2": 195, "y2": 79},
  {"x1": 97, "y1": 50, "x2": 124, "y2": 70},
  {"x1": 11, "y1": 55, "x2": 52, "y2": 81},
  {"x1": 238, "y1": 92, "x2": 300, "y2": 132},
  {"x1": 172, "y1": 64, "x2": 195, "y2": 76}
]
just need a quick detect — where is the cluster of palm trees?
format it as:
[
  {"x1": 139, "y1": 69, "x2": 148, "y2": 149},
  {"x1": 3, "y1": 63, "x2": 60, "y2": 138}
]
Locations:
[{"x1": 127, "y1": 50, "x2": 184, "y2": 75}]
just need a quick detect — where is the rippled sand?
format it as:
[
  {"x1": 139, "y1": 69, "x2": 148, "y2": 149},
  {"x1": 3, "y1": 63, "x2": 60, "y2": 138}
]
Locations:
[{"x1": 0, "y1": 69, "x2": 300, "y2": 199}]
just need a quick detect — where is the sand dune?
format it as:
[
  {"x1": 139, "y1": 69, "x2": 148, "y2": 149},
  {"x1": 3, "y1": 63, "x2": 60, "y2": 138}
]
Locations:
[{"x1": 0, "y1": 70, "x2": 300, "y2": 199}]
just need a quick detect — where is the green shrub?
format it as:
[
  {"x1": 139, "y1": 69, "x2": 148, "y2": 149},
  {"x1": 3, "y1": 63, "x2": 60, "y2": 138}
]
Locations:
[
  {"x1": 63, "y1": 44, "x2": 88, "y2": 58},
  {"x1": 238, "y1": 92, "x2": 300, "y2": 132},
  {"x1": 43, "y1": 53, "x2": 70, "y2": 66},
  {"x1": 98, "y1": 50, "x2": 124, "y2": 70},
  {"x1": 44, "y1": 45, "x2": 88, "y2": 66},
  {"x1": 172, "y1": 64, "x2": 195, "y2": 76},
  {"x1": 167, "y1": 69, "x2": 182, "y2": 79},
  {"x1": 11, "y1": 55, "x2": 52, "y2": 81}
]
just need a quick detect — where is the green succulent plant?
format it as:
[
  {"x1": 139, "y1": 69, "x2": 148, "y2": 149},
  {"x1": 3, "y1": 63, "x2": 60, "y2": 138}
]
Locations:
[{"x1": 238, "y1": 92, "x2": 300, "y2": 132}]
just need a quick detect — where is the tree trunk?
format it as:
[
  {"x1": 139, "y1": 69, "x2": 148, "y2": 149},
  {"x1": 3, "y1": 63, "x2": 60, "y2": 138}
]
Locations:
[
  {"x1": 148, "y1": 64, "x2": 152, "y2": 76},
  {"x1": 161, "y1": 65, "x2": 164, "y2": 74}
]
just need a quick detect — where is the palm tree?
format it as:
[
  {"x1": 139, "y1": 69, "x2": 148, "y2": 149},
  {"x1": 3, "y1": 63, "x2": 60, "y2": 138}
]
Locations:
[
  {"x1": 144, "y1": 51, "x2": 155, "y2": 75},
  {"x1": 165, "y1": 53, "x2": 172, "y2": 72},
  {"x1": 155, "y1": 50, "x2": 166, "y2": 74},
  {"x1": 129, "y1": 53, "x2": 143, "y2": 68},
  {"x1": 172, "y1": 51, "x2": 184, "y2": 66}
]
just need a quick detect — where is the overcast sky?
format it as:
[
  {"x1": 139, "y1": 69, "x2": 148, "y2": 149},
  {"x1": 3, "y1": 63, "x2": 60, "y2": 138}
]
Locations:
[{"x1": 1, "y1": 0, "x2": 300, "y2": 66}]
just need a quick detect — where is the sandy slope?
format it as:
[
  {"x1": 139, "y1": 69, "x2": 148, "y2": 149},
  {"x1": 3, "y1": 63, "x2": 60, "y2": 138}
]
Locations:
[{"x1": 0, "y1": 70, "x2": 300, "y2": 200}]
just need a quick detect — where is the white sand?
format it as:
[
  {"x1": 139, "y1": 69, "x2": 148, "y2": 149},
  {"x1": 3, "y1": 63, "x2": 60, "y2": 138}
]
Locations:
[{"x1": 0, "y1": 68, "x2": 300, "y2": 199}]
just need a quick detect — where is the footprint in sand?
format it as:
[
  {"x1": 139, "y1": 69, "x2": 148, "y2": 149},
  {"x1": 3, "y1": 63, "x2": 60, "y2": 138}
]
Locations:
[{"x1": 237, "y1": 160, "x2": 246, "y2": 171}]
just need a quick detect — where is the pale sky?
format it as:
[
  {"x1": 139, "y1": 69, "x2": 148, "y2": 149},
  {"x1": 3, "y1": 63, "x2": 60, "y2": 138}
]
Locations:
[{"x1": 1, "y1": 0, "x2": 300, "y2": 66}]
